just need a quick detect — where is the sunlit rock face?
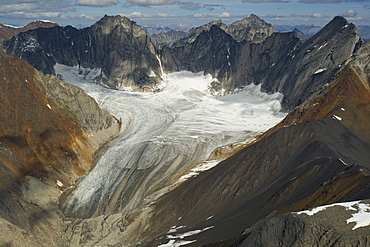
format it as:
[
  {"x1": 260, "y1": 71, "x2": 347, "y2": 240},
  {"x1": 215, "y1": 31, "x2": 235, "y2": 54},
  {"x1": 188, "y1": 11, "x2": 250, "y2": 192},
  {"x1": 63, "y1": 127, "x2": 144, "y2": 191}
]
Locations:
[
  {"x1": 3, "y1": 15, "x2": 162, "y2": 90},
  {"x1": 0, "y1": 50, "x2": 119, "y2": 246}
]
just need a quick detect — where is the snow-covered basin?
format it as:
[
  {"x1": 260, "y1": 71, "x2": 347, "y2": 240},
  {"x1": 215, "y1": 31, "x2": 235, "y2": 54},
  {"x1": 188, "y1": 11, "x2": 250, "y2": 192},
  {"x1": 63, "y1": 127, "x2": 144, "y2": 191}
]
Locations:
[{"x1": 55, "y1": 64, "x2": 287, "y2": 216}]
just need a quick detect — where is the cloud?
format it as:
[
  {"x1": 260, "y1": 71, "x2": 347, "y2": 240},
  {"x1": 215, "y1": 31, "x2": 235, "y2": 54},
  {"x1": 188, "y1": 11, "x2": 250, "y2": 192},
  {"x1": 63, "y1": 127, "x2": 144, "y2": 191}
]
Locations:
[
  {"x1": 76, "y1": 0, "x2": 119, "y2": 7},
  {"x1": 311, "y1": 13, "x2": 326, "y2": 18},
  {"x1": 203, "y1": 4, "x2": 226, "y2": 11},
  {"x1": 193, "y1": 12, "x2": 231, "y2": 18},
  {"x1": 124, "y1": 11, "x2": 153, "y2": 17},
  {"x1": 178, "y1": 1, "x2": 202, "y2": 10},
  {"x1": 0, "y1": 0, "x2": 74, "y2": 19},
  {"x1": 124, "y1": 0, "x2": 176, "y2": 7},
  {"x1": 289, "y1": 13, "x2": 327, "y2": 18},
  {"x1": 157, "y1": 13, "x2": 177, "y2": 17},
  {"x1": 339, "y1": 9, "x2": 358, "y2": 17},
  {"x1": 67, "y1": 14, "x2": 96, "y2": 20}
]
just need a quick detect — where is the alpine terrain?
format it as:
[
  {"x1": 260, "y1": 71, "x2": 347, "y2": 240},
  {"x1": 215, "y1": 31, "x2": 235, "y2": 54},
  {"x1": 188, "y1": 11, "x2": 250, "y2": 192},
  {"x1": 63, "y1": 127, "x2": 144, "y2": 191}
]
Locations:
[{"x1": 0, "y1": 13, "x2": 369, "y2": 247}]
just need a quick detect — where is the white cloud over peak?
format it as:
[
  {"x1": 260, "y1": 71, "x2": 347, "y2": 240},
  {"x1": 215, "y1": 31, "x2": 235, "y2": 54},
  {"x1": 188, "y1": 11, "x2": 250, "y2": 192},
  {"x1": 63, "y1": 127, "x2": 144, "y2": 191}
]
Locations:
[
  {"x1": 339, "y1": 9, "x2": 358, "y2": 17},
  {"x1": 124, "y1": 11, "x2": 153, "y2": 17},
  {"x1": 311, "y1": 13, "x2": 327, "y2": 18},
  {"x1": 193, "y1": 12, "x2": 231, "y2": 18}
]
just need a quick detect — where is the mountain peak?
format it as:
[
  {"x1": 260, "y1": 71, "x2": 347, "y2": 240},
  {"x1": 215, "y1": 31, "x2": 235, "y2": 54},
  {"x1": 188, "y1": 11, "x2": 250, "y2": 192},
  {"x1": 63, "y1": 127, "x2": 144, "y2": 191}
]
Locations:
[{"x1": 92, "y1": 14, "x2": 143, "y2": 35}]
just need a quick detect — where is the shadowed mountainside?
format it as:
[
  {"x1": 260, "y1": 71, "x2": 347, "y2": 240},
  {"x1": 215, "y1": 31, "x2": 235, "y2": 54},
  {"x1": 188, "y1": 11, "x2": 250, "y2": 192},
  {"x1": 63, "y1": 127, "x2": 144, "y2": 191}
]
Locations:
[{"x1": 3, "y1": 15, "x2": 162, "y2": 91}]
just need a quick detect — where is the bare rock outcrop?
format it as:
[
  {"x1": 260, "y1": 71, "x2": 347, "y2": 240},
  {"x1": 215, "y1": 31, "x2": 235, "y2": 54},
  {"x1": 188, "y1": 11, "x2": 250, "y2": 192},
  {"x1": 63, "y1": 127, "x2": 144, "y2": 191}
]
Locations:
[{"x1": 3, "y1": 15, "x2": 162, "y2": 90}]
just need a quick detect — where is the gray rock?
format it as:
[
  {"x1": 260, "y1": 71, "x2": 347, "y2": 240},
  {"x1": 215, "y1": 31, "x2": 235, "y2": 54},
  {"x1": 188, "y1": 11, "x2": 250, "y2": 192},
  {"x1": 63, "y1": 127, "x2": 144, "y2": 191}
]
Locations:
[
  {"x1": 238, "y1": 200, "x2": 370, "y2": 247},
  {"x1": 155, "y1": 14, "x2": 273, "y2": 49},
  {"x1": 3, "y1": 15, "x2": 162, "y2": 90}
]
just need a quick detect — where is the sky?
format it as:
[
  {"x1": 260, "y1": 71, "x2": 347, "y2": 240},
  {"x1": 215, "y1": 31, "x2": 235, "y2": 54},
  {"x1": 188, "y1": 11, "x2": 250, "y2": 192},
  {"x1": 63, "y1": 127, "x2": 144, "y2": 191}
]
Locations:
[{"x1": 0, "y1": 0, "x2": 369, "y2": 29}]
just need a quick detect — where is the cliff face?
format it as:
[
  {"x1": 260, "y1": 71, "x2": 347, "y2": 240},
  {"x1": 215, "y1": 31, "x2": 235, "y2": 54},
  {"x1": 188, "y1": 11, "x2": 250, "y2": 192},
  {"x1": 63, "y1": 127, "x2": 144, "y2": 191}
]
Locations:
[
  {"x1": 0, "y1": 50, "x2": 120, "y2": 246},
  {"x1": 3, "y1": 15, "x2": 162, "y2": 90},
  {"x1": 161, "y1": 16, "x2": 361, "y2": 111}
]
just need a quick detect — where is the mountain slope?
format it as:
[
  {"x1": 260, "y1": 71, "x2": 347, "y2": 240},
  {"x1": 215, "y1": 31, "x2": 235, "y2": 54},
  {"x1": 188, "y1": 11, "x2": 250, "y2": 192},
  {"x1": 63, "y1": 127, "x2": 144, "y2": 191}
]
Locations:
[
  {"x1": 3, "y1": 15, "x2": 162, "y2": 90},
  {"x1": 132, "y1": 41, "x2": 370, "y2": 246},
  {"x1": 0, "y1": 50, "x2": 120, "y2": 246}
]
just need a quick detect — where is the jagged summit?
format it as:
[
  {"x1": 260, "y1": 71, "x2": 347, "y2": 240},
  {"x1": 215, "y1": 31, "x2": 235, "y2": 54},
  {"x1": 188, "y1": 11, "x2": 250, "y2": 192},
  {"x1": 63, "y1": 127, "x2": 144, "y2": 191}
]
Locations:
[
  {"x1": 152, "y1": 14, "x2": 274, "y2": 48},
  {"x1": 92, "y1": 14, "x2": 148, "y2": 36},
  {"x1": 227, "y1": 13, "x2": 274, "y2": 42},
  {"x1": 3, "y1": 15, "x2": 161, "y2": 90}
]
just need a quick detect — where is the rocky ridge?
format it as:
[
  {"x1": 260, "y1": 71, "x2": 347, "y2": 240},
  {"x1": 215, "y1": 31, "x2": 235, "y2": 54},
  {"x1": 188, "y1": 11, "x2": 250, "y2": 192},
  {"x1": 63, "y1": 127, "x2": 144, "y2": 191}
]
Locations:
[
  {"x1": 152, "y1": 14, "x2": 274, "y2": 49},
  {"x1": 3, "y1": 15, "x2": 162, "y2": 91},
  {"x1": 161, "y1": 16, "x2": 361, "y2": 111},
  {"x1": 0, "y1": 20, "x2": 59, "y2": 40}
]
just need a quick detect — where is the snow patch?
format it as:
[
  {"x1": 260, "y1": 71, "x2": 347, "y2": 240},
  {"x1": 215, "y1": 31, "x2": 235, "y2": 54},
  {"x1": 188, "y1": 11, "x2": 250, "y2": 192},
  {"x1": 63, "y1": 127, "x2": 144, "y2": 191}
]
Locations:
[
  {"x1": 56, "y1": 180, "x2": 63, "y2": 187},
  {"x1": 206, "y1": 215, "x2": 214, "y2": 220},
  {"x1": 158, "y1": 239, "x2": 196, "y2": 247},
  {"x1": 54, "y1": 64, "x2": 106, "y2": 85},
  {"x1": 47, "y1": 104, "x2": 52, "y2": 109},
  {"x1": 149, "y1": 70, "x2": 156, "y2": 77},
  {"x1": 160, "y1": 226, "x2": 214, "y2": 246},
  {"x1": 314, "y1": 68, "x2": 327, "y2": 75},
  {"x1": 296, "y1": 200, "x2": 370, "y2": 230},
  {"x1": 333, "y1": 115, "x2": 342, "y2": 121},
  {"x1": 347, "y1": 202, "x2": 370, "y2": 230},
  {"x1": 341, "y1": 108, "x2": 345, "y2": 111},
  {"x1": 177, "y1": 160, "x2": 220, "y2": 183}
]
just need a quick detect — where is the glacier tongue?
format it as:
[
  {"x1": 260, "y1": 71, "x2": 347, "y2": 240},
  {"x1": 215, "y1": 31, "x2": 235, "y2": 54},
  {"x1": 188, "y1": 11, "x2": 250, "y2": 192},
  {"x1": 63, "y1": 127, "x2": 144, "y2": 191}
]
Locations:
[{"x1": 54, "y1": 64, "x2": 287, "y2": 218}]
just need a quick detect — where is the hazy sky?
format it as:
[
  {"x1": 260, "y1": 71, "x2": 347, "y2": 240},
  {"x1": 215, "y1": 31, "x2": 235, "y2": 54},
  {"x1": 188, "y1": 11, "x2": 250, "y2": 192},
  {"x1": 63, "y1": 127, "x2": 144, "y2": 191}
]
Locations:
[{"x1": 1, "y1": 0, "x2": 369, "y2": 28}]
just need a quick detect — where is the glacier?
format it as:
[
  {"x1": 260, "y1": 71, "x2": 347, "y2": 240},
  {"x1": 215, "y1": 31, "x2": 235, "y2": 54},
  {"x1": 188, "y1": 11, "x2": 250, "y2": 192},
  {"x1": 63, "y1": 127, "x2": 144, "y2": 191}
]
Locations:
[{"x1": 54, "y1": 64, "x2": 287, "y2": 218}]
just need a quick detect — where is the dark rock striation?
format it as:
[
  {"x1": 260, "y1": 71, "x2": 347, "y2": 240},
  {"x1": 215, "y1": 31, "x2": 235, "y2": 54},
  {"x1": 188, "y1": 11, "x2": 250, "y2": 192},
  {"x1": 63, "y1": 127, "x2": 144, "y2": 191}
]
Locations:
[{"x1": 3, "y1": 15, "x2": 162, "y2": 90}]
